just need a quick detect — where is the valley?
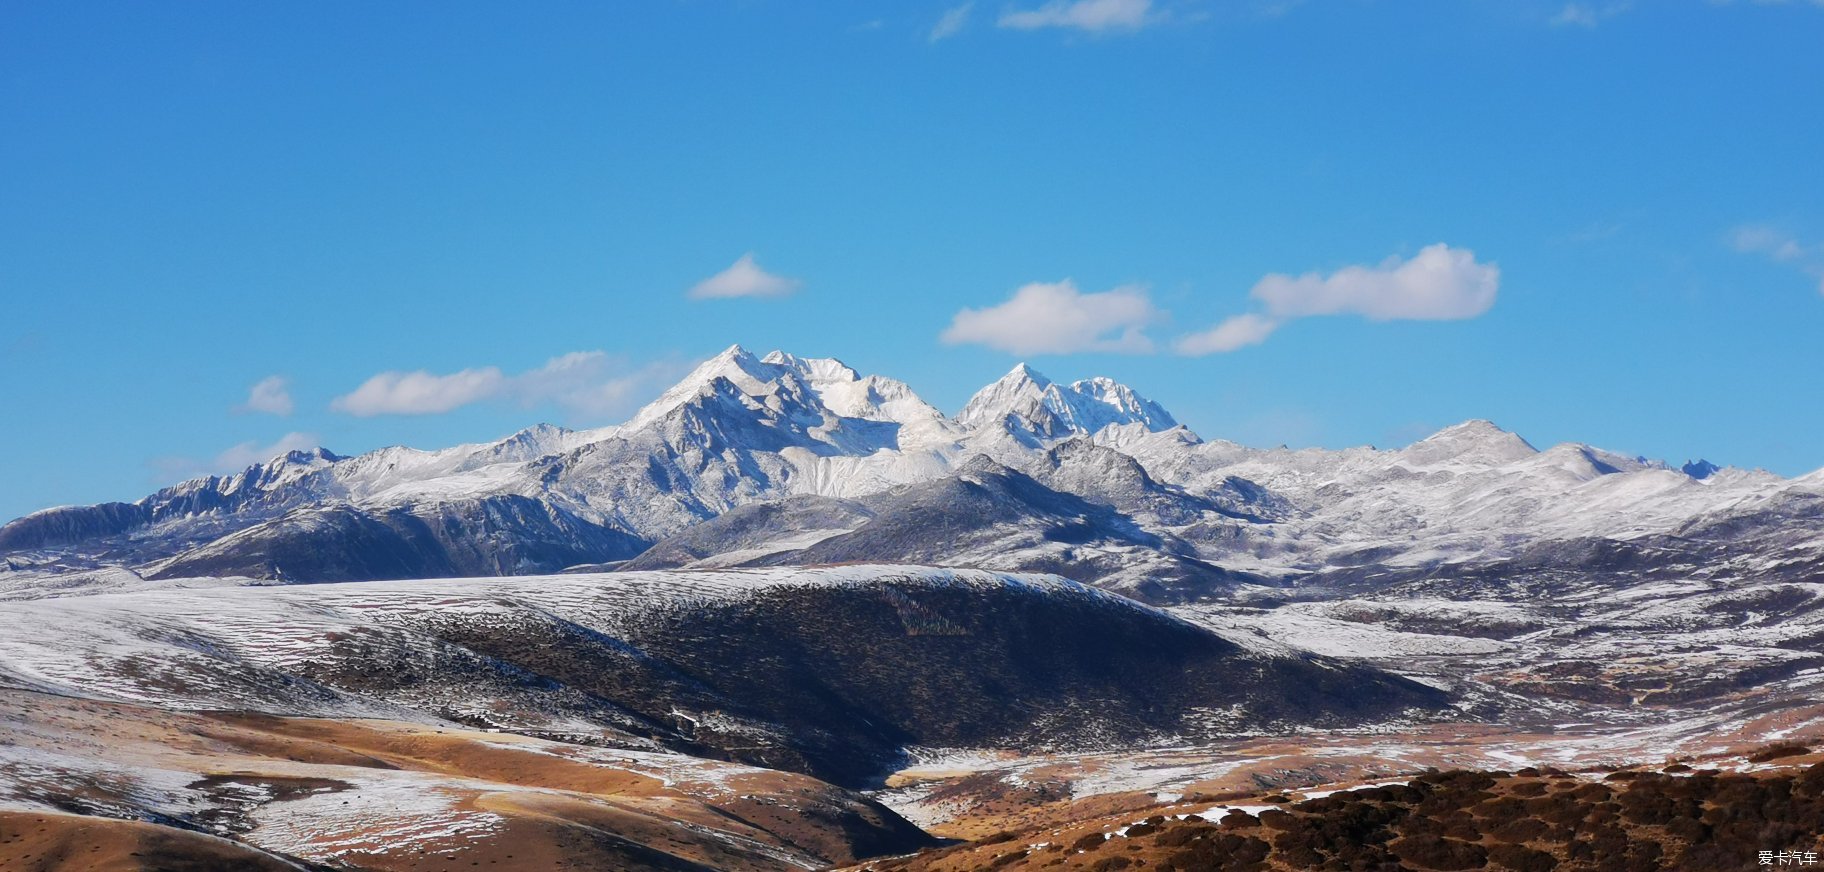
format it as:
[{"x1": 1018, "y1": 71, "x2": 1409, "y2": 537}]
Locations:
[{"x1": 5, "y1": 350, "x2": 1824, "y2": 869}]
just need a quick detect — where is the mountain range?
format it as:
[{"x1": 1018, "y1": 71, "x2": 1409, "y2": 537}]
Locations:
[
  {"x1": 5, "y1": 344, "x2": 1822, "y2": 605},
  {"x1": 8, "y1": 346, "x2": 1824, "y2": 869}
]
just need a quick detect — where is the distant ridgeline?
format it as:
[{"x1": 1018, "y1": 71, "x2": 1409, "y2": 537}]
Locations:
[{"x1": 4, "y1": 345, "x2": 1820, "y2": 605}]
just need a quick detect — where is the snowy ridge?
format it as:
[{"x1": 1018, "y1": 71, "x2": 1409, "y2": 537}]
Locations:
[
  {"x1": 2, "y1": 345, "x2": 1819, "y2": 595},
  {"x1": 0, "y1": 565, "x2": 1146, "y2": 712},
  {"x1": 958, "y1": 363, "x2": 1178, "y2": 440}
]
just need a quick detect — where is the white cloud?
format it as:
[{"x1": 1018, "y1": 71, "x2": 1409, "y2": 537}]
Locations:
[
  {"x1": 1730, "y1": 224, "x2": 1824, "y2": 295},
  {"x1": 1176, "y1": 244, "x2": 1499, "y2": 356},
  {"x1": 153, "y1": 431, "x2": 322, "y2": 482},
  {"x1": 331, "y1": 352, "x2": 688, "y2": 419},
  {"x1": 1732, "y1": 225, "x2": 1810, "y2": 262},
  {"x1": 1173, "y1": 313, "x2": 1279, "y2": 355},
  {"x1": 687, "y1": 253, "x2": 802, "y2": 299},
  {"x1": 930, "y1": 2, "x2": 972, "y2": 41},
  {"x1": 237, "y1": 375, "x2": 294, "y2": 416},
  {"x1": 999, "y1": 0, "x2": 1155, "y2": 33},
  {"x1": 1706, "y1": 0, "x2": 1824, "y2": 7},
  {"x1": 1250, "y1": 243, "x2": 1499, "y2": 321},
  {"x1": 509, "y1": 351, "x2": 690, "y2": 419},
  {"x1": 331, "y1": 366, "x2": 506, "y2": 416},
  {"x1": 941, "y1": 280, "x2": 1161, "y2": 355},
  {"x1": 1551, "y1": 4, "x2": 1598, "y2": 26},
  {"x1": 1550, "y1": 2, "x2": 1628, "y2": 26},
  {"x1": 1546, "y1": 1, "x2": 1634, "y2": 26}
]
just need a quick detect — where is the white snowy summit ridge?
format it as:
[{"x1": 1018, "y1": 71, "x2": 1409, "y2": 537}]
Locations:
[
  {"x1": 3, "y1": 344, "x2": 1820, "y2": 601},
  {"x1": 958, "y1": 363, "x2": 1180, "y2": 442}
]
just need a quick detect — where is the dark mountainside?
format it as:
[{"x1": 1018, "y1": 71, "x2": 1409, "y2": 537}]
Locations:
[{"x1": 73, "y1": 571, "x2": 1444, "y2": 788}]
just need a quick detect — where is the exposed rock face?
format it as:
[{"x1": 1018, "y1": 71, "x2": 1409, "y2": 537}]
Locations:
[
  {"x1": 0, "y1": 500, "x2": 152, "y2": 551},
  {"x1": 146, "y1": 495, "x2": 649, "y2": 582},
  {"x1": 0, "y1": 448, "x2": 342, "y2": 553}
]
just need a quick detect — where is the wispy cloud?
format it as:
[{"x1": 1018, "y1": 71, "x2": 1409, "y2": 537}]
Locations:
[
  {"x1": 1552, "y1": 0, "x2": 1817, "y2": 25},
  {"x1": 687, "y1": 253, "x2": 803, "y2": 300},
  {"x1": 1550, "y1": 3, "x2": 1629, "y2": 27},
  {"x1": 999, "y1": 0, "x2": 1157, "y2": 34},
  {"x1": 332, "y1": 353, "x2": 686, "y2": 419},
  {"x1": 1732, "y1": 225, "x2": 1812, "y2": 263},
  {"x1": 1730, "y1": 224, "x2": 1824, "y2": 295},
  {"x1": 1706, "y1": 0, "x2": 1824, "y2": 8},
  {"x1": 941, "y1": 280, "x2": 1161, "y2": 355},
  {"x1": 930, "y1": 2, "x2": 972, "y2": 41},
  {"x1": 1173, "y1": 313, "x2": 1278, "y2": 355},
  {"x1": 236, "y1": 375, "x2": 294, "y2": 416},
  {"x1": 509, "y1": 352, "x2": 689, "y2": 419},
  {"x1": 152, "y1": 431, "x2": 321, "y2": 482},
  {"x1": 1176, "y1": 244, "x2": 1499, "y2": 356},
  {"x1": 333, "y1": 367, "x2": 505, "y2": 416}
]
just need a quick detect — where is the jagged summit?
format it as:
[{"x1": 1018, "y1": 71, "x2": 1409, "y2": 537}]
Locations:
[
  {"x1": 280, "y1": 446, "x2": 342, "y2": 464},
  {"x1": 761, "y1": 349, "x2": 860, "y2": 383},
  {"x1": 174, "y1": 444, "x2": 342, "y2": 496},
  {"x1": 957, "y1": 362, "x2": 1177, "y2": 440},
  {"x1": 622, "y1": 344, "x2": 769, "y2": 430},
  {"x1": 507, "y1": 422, "x2": 568, "y2": 440},
  {"x1": 479, "y1": 423, "x2": 576, "y2": 463},
  {"x1": 626, "y1": 352, "x2": 1172, "y2": 454},
  {"x1": 1683, "y1": 459, "x2": 1721, "y2": 480},
  {"x1": 1069, "y1": 376, "x2": 1178, "y2": 431},
  {"x1": 957, "y1": 363, "x2": 1054, "y2": 429},
  {"x1": 2, "y1": 347, "x2": 1800, "y2": 596}
]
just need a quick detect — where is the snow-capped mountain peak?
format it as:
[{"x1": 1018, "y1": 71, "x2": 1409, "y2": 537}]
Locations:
[
  {"x1": 623, "y1": 344, "x2": 772, "y2": 431},
  {"x1": 202, "y1": 446, "x2": 342, "y2": 497},
  {"x1": 765, "y1": 353, "x2": 960, "y2": 450},
  {"x1": 570, "y1": 347, "x2": 961, "y2": 466},
  {"x1": 1401, "y1": 419, "x2": 1538, "y2": 467},
  {"x1": 760, "y1": 349, "x2": 860, "y2": 384},
  {"x1": 957, "y1": 364, "x2": 1176, "y2": 440},
  {"x1": 956, "y1": 364, "x2": 1054, "y2": 429},
  {"x1": 478, "y1": 423, "x2": 577, "y2": 463},
  {"x1": 1066, "y1": 376, "x2": 1178, "y2": 433},
  {"x1": 5, "y1": 348, "x2": 1810, "y2": 603},
  {"x1": 1006, "y1": 361, "x2": 1052, "y2": 387}
]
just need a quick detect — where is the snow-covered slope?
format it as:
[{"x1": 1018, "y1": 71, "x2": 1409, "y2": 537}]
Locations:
[
  {"x1": 957, "y1": 363, "x2": 1178, "y2": 442},
  {"x1": 0, "y1": 565, "x2": 1444, "y2": 786},
  {"x1": 2, "y1": 345, "x2": 1818, "y2": 599}
]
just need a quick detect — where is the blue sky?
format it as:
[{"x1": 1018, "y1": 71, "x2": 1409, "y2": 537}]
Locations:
[{"x1": 3, "y1": 0, "x2": 1822, "y2": 520}]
